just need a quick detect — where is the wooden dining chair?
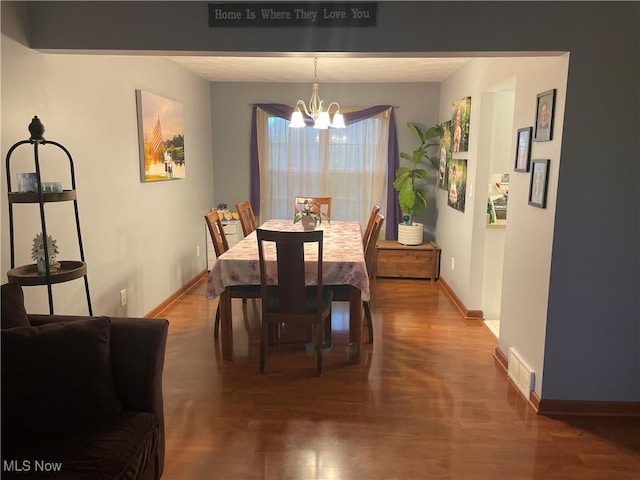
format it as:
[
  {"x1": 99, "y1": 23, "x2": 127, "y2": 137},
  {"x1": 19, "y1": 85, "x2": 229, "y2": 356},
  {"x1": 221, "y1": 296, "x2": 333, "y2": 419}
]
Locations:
[
  {"x1": 256, "y1": 229, "x2": 334, "y2": 376},
  {"x1": 362, "y1": 204, "x2": 381, "y2": 247},
  {"x1": 205, "y1": 210, "x2": 229, "y2": 259},
  {"x1": 294, "y1": 196, "x2": 332, "y2": 220},
  {"x1": 330, "y1": 212, "x2": 384, "y2": 344},
  {"x1": 205, "y1": 209, "x2": 260, "y2": 339},
  {"x1": 235, "y1": 200, "x2": 257, "y2": 237}
]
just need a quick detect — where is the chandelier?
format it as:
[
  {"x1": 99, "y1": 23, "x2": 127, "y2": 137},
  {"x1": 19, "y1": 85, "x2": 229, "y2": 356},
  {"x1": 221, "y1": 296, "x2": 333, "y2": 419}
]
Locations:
[{"x1": 289, "y1": 57, "x2": 345, "y2": 129}]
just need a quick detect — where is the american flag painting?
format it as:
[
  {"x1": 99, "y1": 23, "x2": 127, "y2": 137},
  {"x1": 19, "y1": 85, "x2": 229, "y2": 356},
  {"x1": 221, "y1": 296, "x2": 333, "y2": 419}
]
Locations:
[{"x1": 135, "y1": 89, "x2": 185, "y2": 182}]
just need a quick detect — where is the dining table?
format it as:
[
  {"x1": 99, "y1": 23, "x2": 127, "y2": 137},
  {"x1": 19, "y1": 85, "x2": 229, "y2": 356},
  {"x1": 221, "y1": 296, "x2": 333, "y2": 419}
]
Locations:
[{"x1": 207, "y1": 219, "x2": 370, "y2": 363}]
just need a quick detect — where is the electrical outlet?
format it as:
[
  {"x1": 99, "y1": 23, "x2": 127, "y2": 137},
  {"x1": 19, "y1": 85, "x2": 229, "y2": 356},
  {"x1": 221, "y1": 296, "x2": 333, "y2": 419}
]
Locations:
[
  {"x1": 451, "y1": 257, "x2": 455, "y2": 271},
  {"x1": 120, "y1": 289, "x2": 127, "y2": 307},
  {"x1": 196, "y1": 245, "x2": 200, "y2": 257}
]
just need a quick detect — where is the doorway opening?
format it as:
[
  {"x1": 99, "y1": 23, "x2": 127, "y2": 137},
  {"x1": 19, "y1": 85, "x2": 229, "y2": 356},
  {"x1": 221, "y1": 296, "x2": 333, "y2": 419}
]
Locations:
[{"x1": 479, "y1": 78, "x2": 516, "y2": 339}]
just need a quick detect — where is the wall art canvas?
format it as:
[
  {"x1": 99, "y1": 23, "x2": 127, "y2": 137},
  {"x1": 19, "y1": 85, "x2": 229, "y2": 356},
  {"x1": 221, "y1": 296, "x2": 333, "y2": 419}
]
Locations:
[
  {"x1": 438, "y1": 120, "x2": 452, "y2": 190},
  {"x1": 447, "y1": 158, "x2": 467, "y2": 213},
  {"x1": 136, "y1": 89, "x2": 185, "y2": 182},
  {"x1": 451, "y1": 96, "x2": 471, "y2": 153}
]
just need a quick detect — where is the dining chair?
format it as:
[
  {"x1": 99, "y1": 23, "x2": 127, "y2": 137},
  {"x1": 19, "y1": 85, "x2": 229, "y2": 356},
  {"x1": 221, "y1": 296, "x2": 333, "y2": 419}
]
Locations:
[
  {"x1": 235, "y1": 200, "x2": 257, "y2": 237},
  {"x1": 362, "y1": 204, "x2": 381, "y2": 247},
  {"x1": 294, "y1": 196, "x2": 332, "y2": 220},
  {"x1": 256, "y1": 229, "x2": 334, "y2": 376},
  {"x1": 330, "y1": 212, "x2": 384, "y2": 344},
  {"x1": 205, "y1": 209, "x2": 260, "y2": 339}
]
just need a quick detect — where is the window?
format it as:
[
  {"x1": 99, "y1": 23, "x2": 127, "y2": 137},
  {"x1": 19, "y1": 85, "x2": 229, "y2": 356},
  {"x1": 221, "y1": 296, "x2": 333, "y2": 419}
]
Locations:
[{"x1": 257, "y1": 107, "x2": 390, "y2": 231}]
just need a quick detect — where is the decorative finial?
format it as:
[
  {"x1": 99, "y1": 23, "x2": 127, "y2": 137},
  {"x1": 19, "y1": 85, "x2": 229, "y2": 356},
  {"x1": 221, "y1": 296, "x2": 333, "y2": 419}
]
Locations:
[{"x1": 28, "y1": 116, "x2": 45, "y2": 141}]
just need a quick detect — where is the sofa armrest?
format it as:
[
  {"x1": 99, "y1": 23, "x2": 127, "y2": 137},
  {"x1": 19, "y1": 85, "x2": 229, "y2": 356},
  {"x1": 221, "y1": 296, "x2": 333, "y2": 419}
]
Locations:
[
  {"x1": 110, "y1": 317, "x2": 169, "y2": 479},
  {"x1": 107, "y1": 318, "x2": 169, "y2": 414}
]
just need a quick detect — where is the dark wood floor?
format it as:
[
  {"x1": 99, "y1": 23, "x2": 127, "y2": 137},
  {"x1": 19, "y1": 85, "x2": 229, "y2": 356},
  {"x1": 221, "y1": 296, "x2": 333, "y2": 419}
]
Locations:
[{"x1": 159, "y1": 277, "x2": 639, "y2": 479}]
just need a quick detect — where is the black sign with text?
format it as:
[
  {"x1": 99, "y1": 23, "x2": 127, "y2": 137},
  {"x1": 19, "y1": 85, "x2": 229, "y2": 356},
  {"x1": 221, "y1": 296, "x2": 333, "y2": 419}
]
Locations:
[{"x1": 208, "y1": 2, "x2": 377, "y2": 27}]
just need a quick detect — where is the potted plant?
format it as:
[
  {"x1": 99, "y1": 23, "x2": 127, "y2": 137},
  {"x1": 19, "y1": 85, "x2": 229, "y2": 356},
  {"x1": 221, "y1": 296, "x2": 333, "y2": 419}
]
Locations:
[
  {"x1": 394, "y1": 122, "x2": 442, "y2": 245},
  {"x1": 294, "y1": 199, "x2": 330, "y2": 231}
]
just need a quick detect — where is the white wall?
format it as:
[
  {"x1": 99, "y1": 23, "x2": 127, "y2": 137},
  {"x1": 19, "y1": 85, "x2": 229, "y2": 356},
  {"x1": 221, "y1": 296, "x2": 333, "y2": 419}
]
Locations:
[
  {"x1": 437, "y1": 56, "x2": 570, "y2": 397},
  {"x1": 1, "y1": 36, "x2": 214, "y2": 316},
  {"x1": 481, "y1": 86, "x2": 515, "y2": 320}
]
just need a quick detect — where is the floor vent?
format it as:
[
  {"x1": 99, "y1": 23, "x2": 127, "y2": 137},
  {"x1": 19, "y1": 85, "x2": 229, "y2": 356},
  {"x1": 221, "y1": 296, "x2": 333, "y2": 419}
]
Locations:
[{"x1": 508, "y1": 347, "x2": 535, "y2": 398}]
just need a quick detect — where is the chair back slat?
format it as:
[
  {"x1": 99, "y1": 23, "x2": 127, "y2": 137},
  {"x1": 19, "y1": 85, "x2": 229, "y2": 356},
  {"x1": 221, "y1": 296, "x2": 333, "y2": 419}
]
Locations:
[
  {"x1": 205, "y1": 210, "x2": 229, "y2": 256},
  {"x1": 364, "y1": 213, "x2": 385, "y2": 279},
  {"x1": 275, "y1": 238, "x2": 307, "y2": 313},
  {"x1": 363, "y1": 204, "x2": 381, "y2": 246},
  {"x1": 235, "y1": 200, "x2": 257, "y2": 236}
]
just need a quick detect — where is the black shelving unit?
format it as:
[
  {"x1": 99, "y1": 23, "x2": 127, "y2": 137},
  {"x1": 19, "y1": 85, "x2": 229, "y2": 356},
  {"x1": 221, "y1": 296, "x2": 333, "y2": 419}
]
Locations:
[{"x1": 5, "y1": 116, "x2": 92, "y2": 315}]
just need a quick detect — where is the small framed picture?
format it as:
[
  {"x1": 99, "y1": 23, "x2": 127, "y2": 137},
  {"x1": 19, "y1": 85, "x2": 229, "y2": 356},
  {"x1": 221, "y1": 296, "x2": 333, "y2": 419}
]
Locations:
[
  {"x1": 514, "y1": 126, "x2": 532, "y2": 172},
  {"x1": 534, "y1": 89, "x2": 556, "y2": 142},
  {"x1": 528, "y1": 159, "x2": 550, "y2": 208},
  {"x1": 17, "y1": 172, "x2": 39, "y2": 193}
]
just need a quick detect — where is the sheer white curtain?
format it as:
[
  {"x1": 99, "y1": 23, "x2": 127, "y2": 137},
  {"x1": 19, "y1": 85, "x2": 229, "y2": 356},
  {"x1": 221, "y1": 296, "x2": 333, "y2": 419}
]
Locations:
[{"x1": 256, "y1": 107, "x2": 390, "y2": 234}]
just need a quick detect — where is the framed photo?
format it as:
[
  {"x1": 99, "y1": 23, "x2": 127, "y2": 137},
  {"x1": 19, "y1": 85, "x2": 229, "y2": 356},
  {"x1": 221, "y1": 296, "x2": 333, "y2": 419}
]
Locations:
[
  {"x1": 528, "y1": 159, "x2": 550, "y2": 208},
  {"x1": 514, "y1": 126, "x2": 532, "y2": 172},
  {"x1": 451, "y1": 96, "x2": 471, "y2": 153},
  {"x1": 447, "y1": 158, "x2": 468, "y2": 213},
  {"x1": 534, "y1": 89, "x2": 556, "y2": 142},
  {"x1": 438, "y1": 120, "x2": 452, "y2": 190},
  {"x1": 135, "y1": 89, "x2": 186, "y2": 182},
  {"x1": 17, "y1": 172, "x2": 39, "y2": 193}
]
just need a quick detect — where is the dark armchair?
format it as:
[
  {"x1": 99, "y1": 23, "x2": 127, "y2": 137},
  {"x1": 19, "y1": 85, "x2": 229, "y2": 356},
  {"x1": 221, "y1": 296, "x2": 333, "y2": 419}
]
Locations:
[{"x1": 1, "y1": 282, "x2": 169, "y2": 480}]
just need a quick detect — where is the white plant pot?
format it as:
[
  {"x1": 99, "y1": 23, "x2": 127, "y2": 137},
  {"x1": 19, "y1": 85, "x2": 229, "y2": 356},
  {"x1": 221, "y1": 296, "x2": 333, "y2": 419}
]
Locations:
[{"x1": 398, "y1": 222, "x2": 424, "y2": 246}]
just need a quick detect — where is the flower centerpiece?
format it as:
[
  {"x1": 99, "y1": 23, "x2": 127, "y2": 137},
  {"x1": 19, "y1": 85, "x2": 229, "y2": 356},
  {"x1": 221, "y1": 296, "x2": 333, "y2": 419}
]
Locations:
[
  {"x1": 293, "y1": 199, "x2": 330, "y2": 231},
  {"x1": 31, "y1": 232, "x2": 60, "y2": 274}
]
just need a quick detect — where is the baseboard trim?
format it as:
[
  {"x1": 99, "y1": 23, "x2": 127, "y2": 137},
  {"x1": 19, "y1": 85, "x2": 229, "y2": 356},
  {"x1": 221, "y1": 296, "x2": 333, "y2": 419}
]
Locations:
[
  {"x1": 438, "y1": 276, "x2": 483, "y2": 320},
  {"x1": 537, "y1": 399, "x2": 640, "y2": 417},
  {"x1": 494, "y1": 346, "x2": 640, "y2": 417},
  {"x1": 145, "y1": 269, "x2": 208, "y2": 319},
  {"x1": 530, "y1": 391, "x2": 541, "y2": 411},
  {"x1": 493, "y1": 346, "x2": 508, "y2": 370}
]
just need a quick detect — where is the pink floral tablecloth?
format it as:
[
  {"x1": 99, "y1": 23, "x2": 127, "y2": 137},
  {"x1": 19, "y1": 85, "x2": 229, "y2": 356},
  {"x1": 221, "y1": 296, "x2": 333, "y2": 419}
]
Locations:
[{"x1": 206, "y1": 219, "x2": 370, "y2": 301}]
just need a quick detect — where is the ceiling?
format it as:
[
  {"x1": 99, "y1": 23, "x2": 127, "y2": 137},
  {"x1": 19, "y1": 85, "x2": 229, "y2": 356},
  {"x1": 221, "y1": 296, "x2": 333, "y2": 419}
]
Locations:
[{"x1": 165, "y1": 55, "x2": 472, "y2": 83}]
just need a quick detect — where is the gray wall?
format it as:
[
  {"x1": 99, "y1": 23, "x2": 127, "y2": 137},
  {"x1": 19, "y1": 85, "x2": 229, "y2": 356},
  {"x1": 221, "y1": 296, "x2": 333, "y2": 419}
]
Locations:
[
  {"x1": 210, "y1": 81, "x2": 440, "y2": 234},
  {"x1": 3, "y1": 1, "x2": 639, "y2": 402}
]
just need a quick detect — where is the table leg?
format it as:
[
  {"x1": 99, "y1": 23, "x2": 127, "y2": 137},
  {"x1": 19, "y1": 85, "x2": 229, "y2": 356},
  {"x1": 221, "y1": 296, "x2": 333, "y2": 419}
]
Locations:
[
  {"x1": 349, "y1": 286, "x2": 362, "y2": 363},
  {"x1": 220, "y1": 289, "x2": 234, "y2": 361}
]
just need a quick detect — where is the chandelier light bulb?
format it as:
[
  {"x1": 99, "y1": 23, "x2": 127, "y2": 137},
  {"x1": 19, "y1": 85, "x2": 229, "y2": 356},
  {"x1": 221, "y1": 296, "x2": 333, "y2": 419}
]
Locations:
[{"x1": 289, "y1": 108, "x2": 306, "y2": 128}]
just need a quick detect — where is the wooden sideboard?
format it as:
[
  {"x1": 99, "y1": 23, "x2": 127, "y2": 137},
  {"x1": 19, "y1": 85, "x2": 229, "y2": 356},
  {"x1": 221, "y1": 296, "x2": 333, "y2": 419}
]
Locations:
[{"x1": 376, "y1": 240, "x2": 441, "y2": 281}]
